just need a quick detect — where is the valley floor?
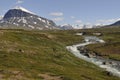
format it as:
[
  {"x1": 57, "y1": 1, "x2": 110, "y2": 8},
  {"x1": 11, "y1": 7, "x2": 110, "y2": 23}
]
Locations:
[{"x1": 0, "y1": 28, "x2": 119, "y2": 80}]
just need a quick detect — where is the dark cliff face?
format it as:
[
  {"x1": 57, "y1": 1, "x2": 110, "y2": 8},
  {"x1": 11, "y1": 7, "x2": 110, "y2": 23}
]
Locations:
[
  {"x1": 110, "y1": 21, "x2": 120, "y2": 26},
  {"x1": 0, "y1": 7, "x2": 58, "y2": 30},
  {"x1": 102, "y1": 21, "x2": 120, "y2": 28},
  {"x1": 100, "y1": 20, "x2": 120, "y2": 28},
  {"x1": 3, "y1": 9, "x2": 33, "y2": 19}
]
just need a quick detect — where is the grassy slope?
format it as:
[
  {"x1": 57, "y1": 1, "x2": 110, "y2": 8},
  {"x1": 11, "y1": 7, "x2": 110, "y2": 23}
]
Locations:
[{"x1": 0, "y1": 29, "x2": 119, "y2": 80}]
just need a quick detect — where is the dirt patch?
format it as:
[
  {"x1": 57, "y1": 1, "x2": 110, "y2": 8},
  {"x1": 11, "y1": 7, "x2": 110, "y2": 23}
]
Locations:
[{"x1": 38, "y1": 73, "x2": 63, "y2": 80}]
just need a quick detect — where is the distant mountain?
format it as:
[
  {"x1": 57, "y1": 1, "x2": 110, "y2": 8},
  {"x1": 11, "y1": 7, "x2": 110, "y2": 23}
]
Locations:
[
  {"x1": 59, "y1": 24, "x2": 73, "y2": 30},
  {"x1": 0, "y1": 6, "x2": 58, "y2": 30},
  {"x1": 59, "y1": 24, "x2": 92, "y2": 30}
]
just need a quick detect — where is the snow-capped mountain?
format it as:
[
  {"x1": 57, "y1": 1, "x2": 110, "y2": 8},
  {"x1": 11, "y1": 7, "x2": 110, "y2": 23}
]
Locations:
[
  {"x1": 60, "y1": 24, "x2": 74, "y2": 30},
  {"x1": 0, "y1": 6, "x2": 58, "y2": 30},
  {"x1": 59, "y1": 24, "x2": 93, "y2": 30}
]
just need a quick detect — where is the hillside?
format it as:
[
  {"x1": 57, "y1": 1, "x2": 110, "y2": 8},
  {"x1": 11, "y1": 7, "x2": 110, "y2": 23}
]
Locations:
[
  {"x1": 110, "y1": 20, "x2": 120, "y2": 27},
  {"x1": 0, "y1": 29, "x2": 119, "y2": 80},
  {"x1": 101, "y1": 21, "x2": 120, "y2": 28}
]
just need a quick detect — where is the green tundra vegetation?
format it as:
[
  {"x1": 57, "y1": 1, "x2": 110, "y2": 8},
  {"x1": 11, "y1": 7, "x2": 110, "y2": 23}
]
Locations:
[{"x1": 0, "y1": 28, "x2": 119, "y2": 80}]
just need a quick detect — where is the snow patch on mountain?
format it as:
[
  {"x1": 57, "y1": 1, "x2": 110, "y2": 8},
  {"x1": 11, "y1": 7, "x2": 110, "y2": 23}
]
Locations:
[
  {"x1": 12, "y1": 6, "x2": 34, "y2": 14},
  {"x1": 22, "y1": 18, "x2": 27, "y2": 23},
  {"x1": 28, "y1": 25, "x2": 34, "y2": 29},
  {"x1": 34, "y1": 22, "x2": 37, "y2": 24},
  {"x1": 41, "y1": 19, "x2": 46, "y2": 23},
  {"x1": 38, "y1": 18, "x2": 42, "y2": 21},
  {"x1": 45, "y1": 25, "x2": 49, "y2": 28}
]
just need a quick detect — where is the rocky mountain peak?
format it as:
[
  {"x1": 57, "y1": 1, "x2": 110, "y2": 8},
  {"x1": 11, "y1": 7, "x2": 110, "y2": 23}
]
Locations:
[{"x1": 0, "y1": 6, "x2": 58, "y2": 30}]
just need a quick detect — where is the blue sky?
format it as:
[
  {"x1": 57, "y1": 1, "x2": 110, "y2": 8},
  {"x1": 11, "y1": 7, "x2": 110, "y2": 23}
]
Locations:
[{"x1": 0, "y1": 0, "x2": 120, "y2": 26}]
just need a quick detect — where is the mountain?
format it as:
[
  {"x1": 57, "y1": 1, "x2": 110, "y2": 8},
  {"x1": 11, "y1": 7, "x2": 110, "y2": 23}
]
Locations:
[
  {"x1": 59, "y1": 24, "x2": 90, "y2": 30},
  {"x1": 110, "y1": 20, "x2": 120, "y2": 27},
  {"x1": 59, "y1": 24, "x2": 74, "y2": 30},
  {"x1": 100, "y1": 20, "x2": 120, "y2": 28},
  {"x1": 0, "y1": 6, "x2": 58, "y2": 30}
]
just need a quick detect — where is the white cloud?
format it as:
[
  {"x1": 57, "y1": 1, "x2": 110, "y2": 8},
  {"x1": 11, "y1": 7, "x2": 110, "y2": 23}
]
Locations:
[
  {"x1": 52, "y1": 17, "x2": 64, "y2": 22},
  {"x1": 86, "y1": 22, "x2": 92, "y2": 25},
  {"x1": 16, "y1": 0, "x2": 24, "y2": 4},
  {"x1": 75, "y1": 20, "x2": 82, "y2": 23},
  {"x1": 49, "y1": 12, "x2": 63, "y2": 16},
  {"x1": 71, "y1": 16, "x2": 75, "y2": 19},
  {"x1": 95, "y1": 23, "x2": 103, "y2": 26}
]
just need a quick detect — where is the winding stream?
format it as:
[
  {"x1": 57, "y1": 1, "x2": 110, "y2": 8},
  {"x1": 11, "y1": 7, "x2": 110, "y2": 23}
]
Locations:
[{"x1": 66, "y1": 36, "x2": 120, "y2": 77}]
